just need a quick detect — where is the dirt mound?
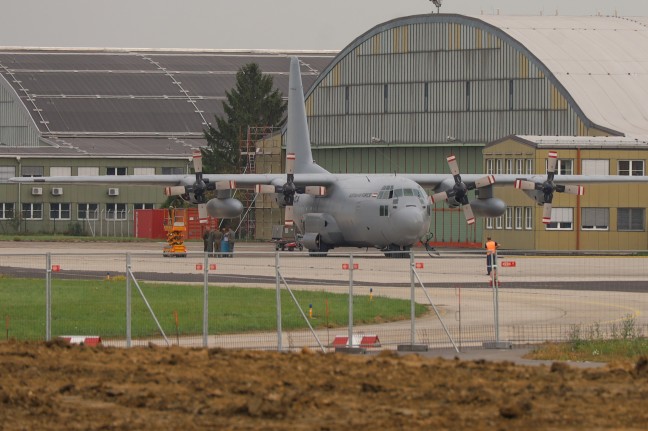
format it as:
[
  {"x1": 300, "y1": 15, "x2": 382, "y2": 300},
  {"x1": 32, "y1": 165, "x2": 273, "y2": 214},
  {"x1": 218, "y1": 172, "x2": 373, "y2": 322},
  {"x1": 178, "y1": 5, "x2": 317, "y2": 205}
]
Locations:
[{"x1": 0, "y1": 341, "x2": 646, "y2": 430}]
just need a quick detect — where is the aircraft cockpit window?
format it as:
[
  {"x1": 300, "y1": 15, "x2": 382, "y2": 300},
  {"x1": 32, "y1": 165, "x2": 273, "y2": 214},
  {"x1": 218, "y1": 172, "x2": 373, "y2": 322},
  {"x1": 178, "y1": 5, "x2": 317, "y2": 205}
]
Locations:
[
  {"x1": 378, "y1": 191, "x2": 389, "y2": 199},
  {"x1": 388, "y1": 190, "x2": 393, "y2": 199},
  {"x1": 413, "y1": 189, "x2": 422, "y2": 198},
  {"x1": 404, "y1": 188, "x2": 413, "y2": 196},
  {"x1": 394, "y1": 189, "x2": 403, "y2": 197}
]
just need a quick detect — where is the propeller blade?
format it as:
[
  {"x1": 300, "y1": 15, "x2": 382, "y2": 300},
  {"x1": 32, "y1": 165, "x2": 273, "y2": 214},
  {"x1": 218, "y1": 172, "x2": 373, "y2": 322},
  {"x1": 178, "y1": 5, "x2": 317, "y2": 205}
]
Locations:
[
  {"x1": 197, "y1": 203, "x2": 208, "y2": 219},
  {"x1": 446, "y1": 155, "x2": 460, "y2": 177},
  {"x1": 547, "y1": 151, "x2": 558, "y2": 180},
  {"x1": 474, "y1": 175, "x2": 495, "y2": 188},
  {"x1": 192, "y1": 149, "x2": 203, "y2": 174},
  {"x1": 560, "y1": 184, "x2": 584, "y2": 195},
  {"x1": 164, "y1": 186, "x2": 187, "y2": 196},
  {"x1": 215, "y1": 180, "x2": 236, "y2": 190},
  {"x1": 514, "y1": 179, "x2": 537, "y2": 191},
  {"x1": 462, "y1": 204, "x2": 476, "y2": 225},
  {"x1": 286, "y1": 152, "x2": 296, "y2": 175},
  {"x1": 430, "y1": 191, "x2": 448, "y2": 204},
  {"x1": 284, "y1": 205, "x2": 294, "y2": 226},
  {"x1": 304, "y1": 186, "x2": 326, "y2": 196},
  {"x1": 542, "y1": 203, "x2": 553, "y2": 224},
  {"x1": 255, "y1": 184, "x2": 277, "y2": 194}
]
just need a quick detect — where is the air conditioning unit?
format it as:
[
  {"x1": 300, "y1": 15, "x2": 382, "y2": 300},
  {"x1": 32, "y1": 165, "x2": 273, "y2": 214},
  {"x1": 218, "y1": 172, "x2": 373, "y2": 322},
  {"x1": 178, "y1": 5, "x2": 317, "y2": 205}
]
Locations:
[
  {"x1": 108, "y1": 187, "x2": 119, "y2": 196},
  {"x1": 31, "y1": 187, "x2": 43, "y2": 196},
  {"x1": 51, "y1": 187, "x2": 63, "y2": 196}
]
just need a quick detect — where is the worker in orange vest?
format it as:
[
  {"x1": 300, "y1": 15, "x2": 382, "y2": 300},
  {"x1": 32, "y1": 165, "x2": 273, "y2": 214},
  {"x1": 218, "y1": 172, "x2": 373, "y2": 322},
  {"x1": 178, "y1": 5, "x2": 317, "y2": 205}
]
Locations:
[{"x1": 485, "y1": 236, "x2": 500, "y2": 276}]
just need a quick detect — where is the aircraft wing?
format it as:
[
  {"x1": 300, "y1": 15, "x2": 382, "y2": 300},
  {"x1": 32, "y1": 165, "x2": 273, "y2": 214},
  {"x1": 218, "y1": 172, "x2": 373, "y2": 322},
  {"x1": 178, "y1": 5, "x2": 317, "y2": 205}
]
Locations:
[
  {"x1": 402, "y1": 173, "x2": 648, "y2": 188},
  {"x1": 9, "y1": 173, "x2": 339, "y2": 188}
]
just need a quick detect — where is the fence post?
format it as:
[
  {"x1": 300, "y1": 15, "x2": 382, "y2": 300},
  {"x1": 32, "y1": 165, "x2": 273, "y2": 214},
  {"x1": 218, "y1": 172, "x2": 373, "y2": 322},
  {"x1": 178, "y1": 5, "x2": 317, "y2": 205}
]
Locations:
[
  {"x1": 202, "y1": 253, "x2": 209, "y2": 348},
  {"x1": 347, "y1": 254, "x2": 354, "y2": 345},
  {"x1": 45, "y1": 252, "x2": 51, "y2": 341},
  {"x1": 275, "y1": 252, "x2": 282, "y2": 351},
  {"x1": 409, "y1": 250, "x2": 416, "y2": 345},
  {"x1": 126, "y1": 253, "x2": 132, "y2": 348}
]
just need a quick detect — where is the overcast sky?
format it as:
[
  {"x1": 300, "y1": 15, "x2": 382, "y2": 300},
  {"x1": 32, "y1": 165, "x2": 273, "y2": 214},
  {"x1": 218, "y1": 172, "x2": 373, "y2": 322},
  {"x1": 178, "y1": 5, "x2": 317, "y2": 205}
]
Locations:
[{"x1": 1, "y1": 0, "x2": 647, "y2": 51}]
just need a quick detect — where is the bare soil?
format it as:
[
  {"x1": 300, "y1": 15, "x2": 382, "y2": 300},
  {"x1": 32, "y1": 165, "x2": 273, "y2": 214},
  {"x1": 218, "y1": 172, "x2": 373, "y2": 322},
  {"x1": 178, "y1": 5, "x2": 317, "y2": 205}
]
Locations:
[{"x1": 1, "y1": 340, "x2": 647, "y2": 430}]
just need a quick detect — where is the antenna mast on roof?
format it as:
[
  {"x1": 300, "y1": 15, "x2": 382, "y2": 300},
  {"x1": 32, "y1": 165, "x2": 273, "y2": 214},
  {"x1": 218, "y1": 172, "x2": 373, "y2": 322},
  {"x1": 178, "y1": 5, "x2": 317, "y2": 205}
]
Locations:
[{"x1": 429, "y1": 0, "x2": 442, "y2": 14}]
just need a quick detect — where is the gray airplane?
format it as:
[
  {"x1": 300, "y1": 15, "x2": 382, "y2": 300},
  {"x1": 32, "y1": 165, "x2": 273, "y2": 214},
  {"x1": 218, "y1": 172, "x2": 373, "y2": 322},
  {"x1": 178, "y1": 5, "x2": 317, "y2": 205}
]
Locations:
[{"x1": 11, "y1": 57, "x2": 648, "y2": 256}]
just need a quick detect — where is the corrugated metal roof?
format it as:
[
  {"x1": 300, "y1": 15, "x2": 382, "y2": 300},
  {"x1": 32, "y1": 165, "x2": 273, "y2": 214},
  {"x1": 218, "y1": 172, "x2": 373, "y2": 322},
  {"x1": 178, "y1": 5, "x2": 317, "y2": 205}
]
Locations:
[
  {"x1": 475, "y1": 15, "x2": 648, "y2": 136},
  {"x1": 0, "y1": 49, "x2": 335, "y2": 156}
]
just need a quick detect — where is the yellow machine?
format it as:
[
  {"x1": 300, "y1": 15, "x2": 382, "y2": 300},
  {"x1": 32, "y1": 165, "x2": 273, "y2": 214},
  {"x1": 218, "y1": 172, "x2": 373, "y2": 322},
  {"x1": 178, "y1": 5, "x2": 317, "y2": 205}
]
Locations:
[{"x1": 163, "y1": 207, "x2": 188, "y2": 257}]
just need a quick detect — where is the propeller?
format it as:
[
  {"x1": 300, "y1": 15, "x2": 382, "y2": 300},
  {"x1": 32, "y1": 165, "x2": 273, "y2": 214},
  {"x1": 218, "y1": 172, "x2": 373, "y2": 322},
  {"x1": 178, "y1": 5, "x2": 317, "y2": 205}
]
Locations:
[
  {"x1": 164, "y1": 149, "x2": 236, "y2": 219},
  {"x1": 431, "y1": 155, "x2": 495, "y2": 225},
  {"x1": 254, "y1": 152, "x2": 326, "y2": 226},
  {"x1": 514, "y1": 151, "x2": 584, "y2": 224}
]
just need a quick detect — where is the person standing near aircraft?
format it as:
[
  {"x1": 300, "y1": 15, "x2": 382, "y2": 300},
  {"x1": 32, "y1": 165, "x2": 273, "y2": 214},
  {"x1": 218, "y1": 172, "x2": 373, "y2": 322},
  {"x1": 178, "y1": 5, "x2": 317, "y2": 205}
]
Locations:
[
  {"x1": 227, "y1": 228, "x2": 236, "y2": 257},
  {"x1": 485, "y1": 236, "x2": 500, "y2": 275},
  {"x1": 212, "y1": 227, "x2": 223, "y2": 258},
  {"x1": 220, "y1": 227, "x2": 231, "y2": 256}
]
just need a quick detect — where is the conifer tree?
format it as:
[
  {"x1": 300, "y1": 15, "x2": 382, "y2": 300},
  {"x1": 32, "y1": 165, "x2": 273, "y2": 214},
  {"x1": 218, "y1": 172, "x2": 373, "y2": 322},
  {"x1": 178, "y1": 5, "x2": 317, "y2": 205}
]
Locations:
[{"x1": 202, "y1": 63, "x2": 287, "y2": 173}]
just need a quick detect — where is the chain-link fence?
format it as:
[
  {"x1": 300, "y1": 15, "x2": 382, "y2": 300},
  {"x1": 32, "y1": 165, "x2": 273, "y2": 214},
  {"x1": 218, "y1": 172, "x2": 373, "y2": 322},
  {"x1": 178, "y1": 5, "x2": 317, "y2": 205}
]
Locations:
[{"x1": 1, "y1": 249, "x2": 646, "y2": 352}]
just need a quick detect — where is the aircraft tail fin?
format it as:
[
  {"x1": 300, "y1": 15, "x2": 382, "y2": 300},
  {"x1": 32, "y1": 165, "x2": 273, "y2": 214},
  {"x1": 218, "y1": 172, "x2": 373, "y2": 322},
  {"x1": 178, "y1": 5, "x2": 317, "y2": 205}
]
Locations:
[{"x1": 287, "y1": 56, "x2": 328, "y2": 174}]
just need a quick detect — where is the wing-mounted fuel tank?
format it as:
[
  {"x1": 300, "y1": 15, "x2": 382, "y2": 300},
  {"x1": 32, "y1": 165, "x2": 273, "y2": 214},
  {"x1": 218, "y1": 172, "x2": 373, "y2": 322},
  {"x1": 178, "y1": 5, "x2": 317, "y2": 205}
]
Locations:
[{"x1": 301, "y1": 213, "x2": 344, "y2": 249}]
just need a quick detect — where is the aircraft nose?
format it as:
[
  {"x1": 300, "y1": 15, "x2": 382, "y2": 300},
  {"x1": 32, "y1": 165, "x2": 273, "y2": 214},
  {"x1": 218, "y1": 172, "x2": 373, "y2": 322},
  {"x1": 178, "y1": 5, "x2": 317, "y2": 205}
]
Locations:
[{"x1": 391, "y1": 207, "x2": 424, "y2": 244}]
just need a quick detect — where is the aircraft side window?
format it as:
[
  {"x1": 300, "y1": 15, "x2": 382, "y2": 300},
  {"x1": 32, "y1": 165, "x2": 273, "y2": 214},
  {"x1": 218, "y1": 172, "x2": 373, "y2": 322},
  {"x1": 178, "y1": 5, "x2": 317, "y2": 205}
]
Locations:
[{"x1": 394, "y1": 189, "x2": 403, "y2": 197}]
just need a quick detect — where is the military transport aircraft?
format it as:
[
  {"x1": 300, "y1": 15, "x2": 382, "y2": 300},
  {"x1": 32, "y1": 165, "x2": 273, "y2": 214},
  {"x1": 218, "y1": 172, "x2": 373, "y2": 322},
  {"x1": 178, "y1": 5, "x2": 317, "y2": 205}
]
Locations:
[{"x1": 11, "y1": 57, "x2": 648, "y2": 256}]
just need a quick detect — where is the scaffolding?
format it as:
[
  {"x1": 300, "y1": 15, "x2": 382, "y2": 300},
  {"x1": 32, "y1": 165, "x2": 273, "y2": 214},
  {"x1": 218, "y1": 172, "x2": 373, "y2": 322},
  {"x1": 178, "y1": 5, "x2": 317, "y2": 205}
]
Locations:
[{"x1": 237, "y1": 126, "x2": 282, "y2": 240}]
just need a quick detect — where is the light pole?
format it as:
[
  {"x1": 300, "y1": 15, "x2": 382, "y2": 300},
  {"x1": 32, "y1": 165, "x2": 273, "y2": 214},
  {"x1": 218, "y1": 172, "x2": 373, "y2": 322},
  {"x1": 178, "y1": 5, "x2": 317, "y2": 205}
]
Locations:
[{"x1": 430, "y1": 0, "x2": 442, "y2": 14}]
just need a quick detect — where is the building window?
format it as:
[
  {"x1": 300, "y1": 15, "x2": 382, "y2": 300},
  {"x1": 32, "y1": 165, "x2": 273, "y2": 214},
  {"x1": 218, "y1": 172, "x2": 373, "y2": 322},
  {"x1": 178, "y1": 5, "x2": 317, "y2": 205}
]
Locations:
[
  {"x1": 465, "y1": 81, "x2": 471, "y2": 112},
  {"x1": 618, "y1": 160, "x2": 644, "y2": 176},
  {"x1": 546, "y1": 208, "x2": 573, "y2": 230},
  {"x1": 547, "y1": 159, "x2": 573, "y2": 175},
  {"x1": 495, "y1": 215, "x2": 502, "y2": 229},
  {"x1": 515, "y1": 159, "x2": 523, "y2": 175},
  {"x1": 106, "y1": 203, "x2": 127, "y2": 220},
  {"x1": 134, "y1": 203, "x2": 154, "y2": 210},
  {"x1": 618, "y1": 208, "x2": 645, "y2": 231},
  {"x1": 162, "y1": 167, "x2": 184, "y2": 175},
  {"x1": 495, "y1": 159, "x2": 503, "y2": 174},
  {"x1": 50, "y1": 203, "x2": 71, "y2": 220},
  {"x1": 504, "y1": 207, "x2": 513, "y2": 229},
  {"x1": 514, "y1": 207, "x2": 523, "y2": 230},
  {"x1": 78, "y1": 203, "x2": 99, "y2": 220},
  {"x1": 581, "y1": 208, "x2": 609, "y2": 230},
  {"x1": 486, "y1": 159, "x2": 494, "y2": 175},
  {"x1": 486, "y1": 217, "x2": 493, "y2": 229},
  {"x1": 582, "y1": 160, "x2": 609, "y2": 176},
  {"x1": 383, "y1": 84, "x2": 388, "y2": 113},
  {"x1": 0, "y1": 203, "x2": 15, "y2": 219},
  {"x1": 423, "y1": 82, "x2": 429, "y2": 113},
  {"x1": 345, "y1": 86, "x2": 350, "y2": 115},
  {"x1": 525, "y1": 159, "x2": 534, "y2": 175},
  {"x1": 22, "y1": 203, "x2": 43, "y2": 220},
  {"x1": 22, "y1": 166, "x2": 44, "y2": 177},
  {"x1": 50, "y1": 167, "x2": 71, "y2": 176},
  {"x1": 134, "y1": 167, "x2": 155, "y2": 176},
  {"x1": 0, "y1": 166, "x2": 16, "y2": 182},
  {"x1": 107, "y1": 167, "x2": 127, "y2": 176},
  {"x1": 505, "y1": 159, "x2": 513, "y2": 174},
  {"x1": 524, "y1": 207, "x2": 533, "y2": 230},
  {"x1": 78, "y1": 167, "x2": 100, "y2": 176}
]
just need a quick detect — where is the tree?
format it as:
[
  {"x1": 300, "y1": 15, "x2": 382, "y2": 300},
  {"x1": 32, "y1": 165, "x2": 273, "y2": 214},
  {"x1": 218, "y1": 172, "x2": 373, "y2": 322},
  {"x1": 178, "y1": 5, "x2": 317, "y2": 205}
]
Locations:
[{"x1": 202, "y1": 63, "x2": 287, "y2": 174}]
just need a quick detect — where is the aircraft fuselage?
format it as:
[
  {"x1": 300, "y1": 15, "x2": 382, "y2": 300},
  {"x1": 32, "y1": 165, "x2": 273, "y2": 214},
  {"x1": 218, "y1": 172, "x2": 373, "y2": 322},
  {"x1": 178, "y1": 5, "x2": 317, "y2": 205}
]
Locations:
[{"x1": 293, "y1": 176, "x2": 431, "y2": 250}]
